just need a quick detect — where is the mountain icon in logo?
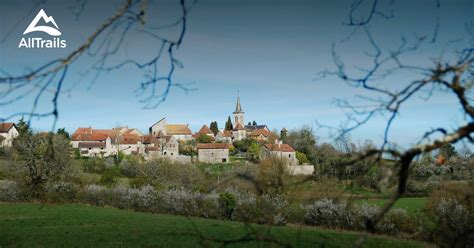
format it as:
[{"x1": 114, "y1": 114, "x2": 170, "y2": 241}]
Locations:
[{"x1": 23, "y1": 9, "x2": 61, "y2": 36}]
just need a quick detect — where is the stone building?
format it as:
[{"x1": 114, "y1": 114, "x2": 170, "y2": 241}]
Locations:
[
  {"x1": 0, "y1": 123, "x2": 19, "y2": 147},
  {"x1": 71, "y1": 127, "x2": 145, "y2": 157},
  {"x1": 197, "y1": 143, "x2": 229, "y2": 163},
  {"x1": 263, "y1": 140, "x2": 298, "y2": 166},
  {"x1": 149, "y1": 118, "x2": 193, "y2": 141}
]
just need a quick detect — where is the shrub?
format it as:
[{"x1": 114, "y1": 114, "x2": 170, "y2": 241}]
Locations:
[
  {"x1": 232, "y1": 193, "x2": 289, "y2": 225},
  {"x1": 427, "y1": 181, "x2": 474, "y2": 247},
  {"x1": 256, "y1": 158, "x2": 290, "y2": 195},
  {"x1": 219, "y1": 192, "x2": 237, "y2": 219},
  {"x1": 9, "y1": 133, "x2": 72, "y2": 197},
  {"x1": 44, "y1": 181, "x2": 79, "y2": 202},
  {"x1": 304, "y1": 198, "x2": 354, "y2": 228},
  {"x1": 0, "y1": 180, "x2": 21, "y2": 202},
  {"x1": 158, "y1": 187, "x2": 201, "y2": 216},
  {"x1": 99, "y1": 171, "x2": 118, "y2": 187},
  {"x1": 119, "y1": 158, "x2": 142, "y2": 178},
  {"x1": 376, "y1": 208, "x2": 419, "y2": 237},
  {"x1": 81, "y1": 184, "x2": 108, "y2": 206}
]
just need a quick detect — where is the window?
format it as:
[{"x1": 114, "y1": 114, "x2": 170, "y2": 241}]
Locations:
[
  {"x1": 289, "y1": 154, "x2": 291, "y2": 158},
  {"x1": 222, "y1": 158, "x2": 227, "y2": 163},
  {"x1": 171, "y1": 153, "x2": 174, "y2": 156}
]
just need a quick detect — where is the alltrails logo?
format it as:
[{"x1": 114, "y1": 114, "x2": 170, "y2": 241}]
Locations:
[{"x1": 18, "y1": 9, "x2": 67, "y2": 48}]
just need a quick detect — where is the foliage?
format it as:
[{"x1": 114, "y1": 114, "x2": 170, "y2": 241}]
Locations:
[
  {"x1": 219, "y1": 192, "x2": 237, "y2": 219},
  {"x1": 196, "y1": 134, "x2": 212, "y2": 143},
  {"x1": 0, "y1": 180, "x2": 21, "y2": 202},
  {"x1": 233, "y1": 138, "x2": 258, "y2": 153},
  {"x1": 209, "y1": 121, "x2": 219, "y2": 135},
  {"x1": 9, "y1": 133, "x2": 73, "y2": 196},
  {"x1": 427, "y1": 181, "x2": 474, "y2": 247},
  {"x1": 285, "y1": 126, "x2": 317, "y2": 163},
  {"x1": 225, "y1": 116, "x2": 233, "y2": 131},
  {"x1": 16, "y1": 117, "x2": 30, "y2": 137},
  {"x1": 179, "y1": 140, "x2": 197, "y2": 157},
  {"x1": 256, "y1": 158, "x2": 290, "y2": 195},
  {"x1": 305, "y1": 198, "x2": 353, "y2": 228},
  {"x1": 99, "y1": 171, "x2": 118, "y2": 187},
  {"x1": 296, "y1": 151, "x2": 310, "y2": 164},
  {"x1": 245, "y1": 142, "x2": 261, "y2": 163},
  {"x1": 437, "y1": 143, "x2": 457, "y2": 160},
  {"x1": 56, "y1": 128, "x2": 70, "y2": 139}
]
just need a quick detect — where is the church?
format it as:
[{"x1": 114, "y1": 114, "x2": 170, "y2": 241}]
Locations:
[{"x1": 230, "y1": 96, "x2": 273, "y2": 142}]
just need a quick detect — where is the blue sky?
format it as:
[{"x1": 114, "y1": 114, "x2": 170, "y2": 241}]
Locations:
[{"x1": 0, "y1": 0, "x2": 473, "y2": 147}]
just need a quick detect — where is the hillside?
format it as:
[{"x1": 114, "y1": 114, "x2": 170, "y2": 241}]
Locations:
[{"x1": 0, "y1": 203, "x2": 426, "y2": 247}]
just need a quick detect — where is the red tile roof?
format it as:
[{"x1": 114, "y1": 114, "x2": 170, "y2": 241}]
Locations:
[
  {"x1": 198, "y1": 125, "x2": 213, "y2": 135},
  {"x1": 197, "y1": 143, "x2": 229, "y2": 149},
  {"x1": 233, "y1": 123, "x2": 245, "y2": 131},
  {"x1": 78, "y1": 142, "x2": 106, "y2": 148},
  {"x1": 264, "y1": 143, "x2": 295, "y2": 152},
  {"x1": 0, "y1": 123, "x2": 15, "y2": 133},
  {"x1": 249, "y1": 129, "x2": 272, "y2": 137}
]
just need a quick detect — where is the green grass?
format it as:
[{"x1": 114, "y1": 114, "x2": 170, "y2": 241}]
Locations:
[
  {"x1": 0, "y1": 203, "x2": 426, "y2": 248},
  {"x1": 358, "y1": 197, "x2": 428, "y2": 215}
]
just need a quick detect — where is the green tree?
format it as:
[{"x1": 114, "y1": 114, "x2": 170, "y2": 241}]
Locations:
[
  {"x1": 209, "y1": 121, "x2": 219, "y2": 135},
  {"x1": 246, "y1": 142, "x2": 261, "y2": 163},
  {"x1": 252, "y1": 121, "x2": 257, "y2": 126},
  {"x1": 10, "y1": 133, "x2": 73, "y2": 196},
  {"x1": 296, "y1": 151, "x2": 309, "y2": 164},
  {"x1": 225, "y1": 116, "x2": 233, "y2": 131},
  {"x1": 57, "y1": 128, "x2": 70, "y2": 139},
  {"x1": 196, "y1": 134, "x2": 212, "y2": 143},
  {"x1": 285, "y1": 126, "x2": 317, "y2": 163},
  {"x1": 16, "y1": 117, "x2": 30, "y2": 137},
  {"x1": 437, "y1": 143, "x2": 457, "y2": 160}
]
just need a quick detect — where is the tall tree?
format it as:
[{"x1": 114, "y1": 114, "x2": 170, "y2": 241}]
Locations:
[
  {"x1": 437, "y1": 143, "x2": 457, "y2": 160},
  {"x1": 16, "y1": 117, "x2": 30, "y2": 137},
  {"x1": 57, "y1": 128, "x2": 70, "y2": 139},
  {"x1": 225, "y1": 116, "x2": 233, "y2": 131},
  {"x1": 252, "y1": 121, "x2": 257, "y2": 126},
  {"x1": 209, "y1": 121, "x2": 219, "y2": 135}
]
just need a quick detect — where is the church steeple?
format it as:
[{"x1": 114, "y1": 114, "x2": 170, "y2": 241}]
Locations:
[
  {"x1": 235, "y1": 96, "x2": 243, "y2": 113},
  {"x1": 233, "y1": 93, "x2": 245, "y2": 126}
]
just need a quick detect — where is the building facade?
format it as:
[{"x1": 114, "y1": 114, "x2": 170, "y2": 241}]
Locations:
[
  {"x1": 197, "y1": 143, "x2": 229, "y2": 163},
  {"x1": 0, "y1": 123, "x2": 19, "y2": 147}
]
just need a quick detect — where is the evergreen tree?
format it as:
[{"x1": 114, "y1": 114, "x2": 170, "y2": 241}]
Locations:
[
  {"x1": 248, "y1": 122, "x2": 251, "y2": 126},
  {"x1": 252, "y1": 120, "x2": 257, "y2": 126},
  {"x1": 16, "y1": 117, "x2": 30, "y2": 137},
  {"x1": 209, "y1": 121, "x2": 219, "y2": 135},
  {"x1": 437, "y1": 143, "x2": 457, "y2": 160},
  {"x1": 57, "y1": 128, "x2": 70, "y2": 139},
  {"x1": 225, "y1": 116, "x2": 233, "y2": 131}
]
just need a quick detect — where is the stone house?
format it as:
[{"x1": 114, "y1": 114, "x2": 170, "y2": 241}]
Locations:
[
  {"x1": 197, "y1": 143, "x2": 230, "y2": 163},
  {"x1": 232, "y1": 123, "x2": 246, "y2": 141},
  {"x1": 263, "y1": 141, "x2": 298, "y2": 166},
  {"x1": 149, "y1": 118, "x2": 193, "y2": 141},
  {"x1": 215, "y1": 130, "x2": 232, "y2": 143},
  {"x1": 71, "y1": 127, "x2": 145, "y2": 157},
  {"x1": 0, "y1": 123, "x2": 19, "y2": 147}
]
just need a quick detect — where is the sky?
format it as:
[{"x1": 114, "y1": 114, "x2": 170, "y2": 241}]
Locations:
[{"x1": 0, "y1": 0, "x2": 473, "y2": 147}]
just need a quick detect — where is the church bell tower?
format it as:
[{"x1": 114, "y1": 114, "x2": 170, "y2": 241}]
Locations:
[{"x1": 233, "y1": 95, "x2": 245, "y2": 126}]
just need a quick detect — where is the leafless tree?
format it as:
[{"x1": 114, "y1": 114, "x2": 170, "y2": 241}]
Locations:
[
  {"x1": 317, "y1": 0, "x2": 473, "y2": 245},
  {"x1": 0, "y1": 0, "x2": 196, "y2": 130}
]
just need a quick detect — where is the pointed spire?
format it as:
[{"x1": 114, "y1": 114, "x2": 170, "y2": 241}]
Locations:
[{"x1": 235, "y1": 93, "x2": 243, "y2": 113}]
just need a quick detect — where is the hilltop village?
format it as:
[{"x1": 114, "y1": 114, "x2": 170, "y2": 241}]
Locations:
[{"x1": 69, "y1": 96, "x2": 307, "y2": 170}]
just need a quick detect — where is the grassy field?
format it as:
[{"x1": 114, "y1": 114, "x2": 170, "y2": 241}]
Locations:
[
  {"x1": 0, "y1": 203, "x2": 427, "y2": 248},
  {"x1": 358, "y1": 197, "x2": 428, "y2": 215}
]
